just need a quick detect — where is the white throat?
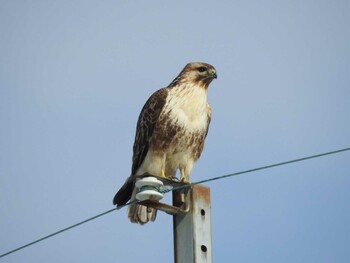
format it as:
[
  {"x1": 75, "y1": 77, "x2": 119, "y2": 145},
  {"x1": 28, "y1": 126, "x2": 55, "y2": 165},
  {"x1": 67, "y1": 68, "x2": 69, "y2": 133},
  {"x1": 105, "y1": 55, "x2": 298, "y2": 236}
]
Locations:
[{"x1": 166, "y1": 84, "x2": 208, "y2": 131}]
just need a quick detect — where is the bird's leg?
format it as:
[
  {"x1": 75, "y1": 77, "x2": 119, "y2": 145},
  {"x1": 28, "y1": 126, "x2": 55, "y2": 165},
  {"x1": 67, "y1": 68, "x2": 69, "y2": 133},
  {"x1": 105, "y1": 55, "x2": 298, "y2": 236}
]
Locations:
[
  {"x1": 160, "y1": 155, "x2": 166, "y2": 178},
  {"x1": 160, "y1": 163, "x2": 166, "y2": 178},
  {"x1": 179, "y1": 167, "x2": 190, "y2": 184}
]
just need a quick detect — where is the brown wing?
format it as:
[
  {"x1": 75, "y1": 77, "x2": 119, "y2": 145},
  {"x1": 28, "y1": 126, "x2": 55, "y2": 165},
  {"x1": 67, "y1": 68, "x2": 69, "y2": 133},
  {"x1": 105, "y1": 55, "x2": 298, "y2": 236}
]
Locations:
[
  {"x1": 132, "y1": 88, "x2": 168, "y2": 175},
  {"x1": 204, "y1": 103, "x2": 211, "y2": 138},
  {"x1": 113, "y1": 88, "x2": 168, "y2": 206},
  {"x1": 194, "y1": 103, "x2": 211, "y2": 160}
]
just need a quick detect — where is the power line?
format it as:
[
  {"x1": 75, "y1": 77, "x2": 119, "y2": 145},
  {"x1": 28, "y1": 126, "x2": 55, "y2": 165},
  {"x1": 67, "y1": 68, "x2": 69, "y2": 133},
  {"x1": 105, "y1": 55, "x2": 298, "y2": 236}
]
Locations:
[
  {"x1": 161, "y1": 147, "x2": 350, "y2": 193},
  {"x1": 0, "y1": 208, "x2": 114, "y2": 258},
  {"x1": 0, "y1": 200, "x2": 138, "y2": 259},
  {"x1": 1, "y1": 147, "x2": 349, "y2": 259}
]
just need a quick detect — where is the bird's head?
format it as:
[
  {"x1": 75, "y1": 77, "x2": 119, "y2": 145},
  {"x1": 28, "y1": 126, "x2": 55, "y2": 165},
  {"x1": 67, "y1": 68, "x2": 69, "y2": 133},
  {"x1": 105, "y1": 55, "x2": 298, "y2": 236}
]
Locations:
[{"x1": 169, "y1": 62, "x2": 217, "y2": 89}]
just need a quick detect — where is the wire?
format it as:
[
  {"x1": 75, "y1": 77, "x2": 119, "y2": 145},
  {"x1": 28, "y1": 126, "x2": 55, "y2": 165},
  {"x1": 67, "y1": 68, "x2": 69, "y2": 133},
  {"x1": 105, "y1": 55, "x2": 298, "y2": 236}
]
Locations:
[
  {"x1": 0, "y1": 200, "x2": 136, "y2": 259},
  {"x1": 161, "y1": 147, "x2": 350, "y2": 193},
  {"x1": 0, "y1": 208, "x2": 114, "y2": 258},
  {"x1": 1, "y1": 147, "x2": 349, "y2": 259}
]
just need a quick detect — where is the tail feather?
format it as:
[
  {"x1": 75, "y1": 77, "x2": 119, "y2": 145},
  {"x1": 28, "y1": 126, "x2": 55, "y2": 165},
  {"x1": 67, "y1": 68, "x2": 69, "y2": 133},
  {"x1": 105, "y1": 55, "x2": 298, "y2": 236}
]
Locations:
[
  {"x1": 127, "y1": 187, "x2": 157, "y2": 224},
  {"x1": 113, "y1": 176, "x2": 134, "y2": 206},
  {"x1": 113, "y1": 176, "x2": 157, "y2": 224}
]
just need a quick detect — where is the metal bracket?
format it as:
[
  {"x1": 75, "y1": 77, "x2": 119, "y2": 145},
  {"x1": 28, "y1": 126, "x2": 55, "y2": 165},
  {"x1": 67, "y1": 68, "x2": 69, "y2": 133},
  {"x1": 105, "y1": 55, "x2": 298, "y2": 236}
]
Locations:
[{"x1": 134, "y1": 174, "x2": 190, "y2": 215}]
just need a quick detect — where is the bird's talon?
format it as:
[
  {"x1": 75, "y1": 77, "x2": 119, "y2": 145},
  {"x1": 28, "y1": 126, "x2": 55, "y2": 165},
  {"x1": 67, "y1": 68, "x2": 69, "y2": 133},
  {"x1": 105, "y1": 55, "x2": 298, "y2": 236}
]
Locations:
[{"x1": 180, "y1": 178, "x2": 191, "y2": 184}]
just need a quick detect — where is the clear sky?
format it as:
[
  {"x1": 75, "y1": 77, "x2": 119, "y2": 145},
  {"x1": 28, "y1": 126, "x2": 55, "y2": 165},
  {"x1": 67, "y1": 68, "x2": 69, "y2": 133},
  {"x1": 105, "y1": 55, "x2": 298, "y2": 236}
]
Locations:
[{"x1": 1, "y1": 0, "x2": 350, "y2": 262}]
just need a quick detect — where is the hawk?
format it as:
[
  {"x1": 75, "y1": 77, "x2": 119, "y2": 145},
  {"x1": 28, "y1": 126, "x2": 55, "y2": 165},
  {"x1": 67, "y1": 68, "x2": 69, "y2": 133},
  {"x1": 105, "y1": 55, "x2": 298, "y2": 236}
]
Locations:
[{"x1": 113, "y1": 62, "x2": 217, "y2": 224}]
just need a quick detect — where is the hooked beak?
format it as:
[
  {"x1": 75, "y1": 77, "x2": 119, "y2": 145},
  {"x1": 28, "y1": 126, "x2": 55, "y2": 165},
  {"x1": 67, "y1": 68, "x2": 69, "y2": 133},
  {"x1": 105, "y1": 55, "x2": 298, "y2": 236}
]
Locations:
[{"x1": 210, "y1": 68, "x2": 217, "y2": 79}]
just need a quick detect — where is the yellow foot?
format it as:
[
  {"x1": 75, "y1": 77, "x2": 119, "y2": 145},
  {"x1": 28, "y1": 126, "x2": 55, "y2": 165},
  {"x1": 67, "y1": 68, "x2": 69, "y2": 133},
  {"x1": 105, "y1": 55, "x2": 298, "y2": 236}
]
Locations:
[
  {"x1": 179, "y1": 167, "x2": 190, "y2": 184},
  {"x1": 180, "y1": 177, "x2": 191, "y2": 184}
]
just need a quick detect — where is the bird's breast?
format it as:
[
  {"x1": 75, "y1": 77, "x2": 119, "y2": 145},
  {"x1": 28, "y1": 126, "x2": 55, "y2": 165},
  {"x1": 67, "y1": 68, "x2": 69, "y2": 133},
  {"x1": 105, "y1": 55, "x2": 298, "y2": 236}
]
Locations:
[{"x1": 165, "y1": 85, "x2": 209, "y2": 132}]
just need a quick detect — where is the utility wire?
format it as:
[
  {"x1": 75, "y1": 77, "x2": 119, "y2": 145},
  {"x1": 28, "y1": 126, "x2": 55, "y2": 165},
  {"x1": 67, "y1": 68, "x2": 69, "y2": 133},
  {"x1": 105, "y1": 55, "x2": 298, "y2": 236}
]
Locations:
[
  {"x1": 1, "y1": 147, "x2": 349, "y2": 259},
  {"x1": 0, "y1": 208, "x2": 114, "y2": 258},
  {"x1": 161, "y1": 147, "x2": 350, "y2": 193},
  {"x1": 0, "y1": 200, "x2": 137, "y2": 259}
]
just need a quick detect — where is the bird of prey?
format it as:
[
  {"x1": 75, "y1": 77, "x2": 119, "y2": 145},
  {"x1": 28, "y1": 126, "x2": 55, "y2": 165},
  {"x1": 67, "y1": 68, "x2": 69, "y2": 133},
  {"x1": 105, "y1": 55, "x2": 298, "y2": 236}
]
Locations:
[{"x1": 113, "y1": 62, "x2": 217, "y2": 224}]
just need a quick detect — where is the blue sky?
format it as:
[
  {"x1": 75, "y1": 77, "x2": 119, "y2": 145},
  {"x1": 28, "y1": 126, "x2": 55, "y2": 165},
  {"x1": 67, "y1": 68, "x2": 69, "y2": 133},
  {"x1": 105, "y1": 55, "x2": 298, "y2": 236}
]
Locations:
[{"x1": 1, "y1": 0, "x2": 350, "y2": 262}]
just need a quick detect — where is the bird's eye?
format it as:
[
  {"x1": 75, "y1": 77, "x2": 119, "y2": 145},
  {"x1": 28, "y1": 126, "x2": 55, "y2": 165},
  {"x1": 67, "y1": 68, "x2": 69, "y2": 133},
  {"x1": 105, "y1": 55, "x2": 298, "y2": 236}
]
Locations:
[{"x1": 197, "y1": 67, "x2": 207, "y2": 73}]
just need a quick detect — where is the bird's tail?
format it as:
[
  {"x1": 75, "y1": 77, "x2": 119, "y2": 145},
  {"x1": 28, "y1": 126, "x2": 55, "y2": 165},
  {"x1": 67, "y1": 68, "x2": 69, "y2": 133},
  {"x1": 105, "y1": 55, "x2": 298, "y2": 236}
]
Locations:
[
  {"x1": 113, "y1": 176, "x2": 134, "y2": 206},
  {"x1": 127, "y1": 187, "x2": 157, "y2": 224},
  {"x1": 113, "y1": 176, "x2": 157, "y2": 225}
]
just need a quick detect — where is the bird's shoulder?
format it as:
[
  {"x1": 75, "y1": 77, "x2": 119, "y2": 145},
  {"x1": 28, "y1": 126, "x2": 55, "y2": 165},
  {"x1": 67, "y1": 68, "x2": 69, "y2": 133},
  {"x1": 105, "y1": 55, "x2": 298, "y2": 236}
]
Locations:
[{"x1": 140, "y1": 87, "x2": 169, "y2": 116}]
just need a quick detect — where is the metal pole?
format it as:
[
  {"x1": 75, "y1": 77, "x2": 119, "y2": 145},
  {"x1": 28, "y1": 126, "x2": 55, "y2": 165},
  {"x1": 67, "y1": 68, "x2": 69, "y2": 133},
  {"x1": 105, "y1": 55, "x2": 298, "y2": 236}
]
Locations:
[{"x1": 173, "y1": 185, "x2": 212, "y2": 263}]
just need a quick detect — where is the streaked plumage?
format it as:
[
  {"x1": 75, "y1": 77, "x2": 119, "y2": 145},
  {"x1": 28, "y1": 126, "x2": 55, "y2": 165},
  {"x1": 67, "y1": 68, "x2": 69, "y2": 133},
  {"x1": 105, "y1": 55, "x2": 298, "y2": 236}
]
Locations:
[{"x1": 113, "y1": 62, "x2": 217, "y2": 224}]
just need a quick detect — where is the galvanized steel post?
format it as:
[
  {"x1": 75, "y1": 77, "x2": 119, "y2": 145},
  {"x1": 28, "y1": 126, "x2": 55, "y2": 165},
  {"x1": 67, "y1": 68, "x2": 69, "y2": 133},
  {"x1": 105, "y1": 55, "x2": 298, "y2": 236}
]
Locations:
[{"x1": 173, "y1": 185, "x2": 212, "y2": 263}]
